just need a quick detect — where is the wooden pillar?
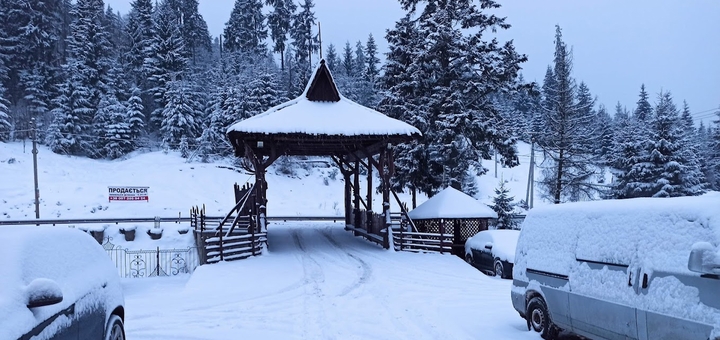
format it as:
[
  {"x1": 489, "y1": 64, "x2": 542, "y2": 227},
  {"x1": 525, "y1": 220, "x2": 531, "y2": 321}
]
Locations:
[
  {"x1": 344, "y1": 170, "x2": 352, "y2": 228},
  {"x1": 381, "y1": 148, "x2": 391, "y2": 249},
  {"x1": 353, "y1": 160, "x2": 361, "y2": 229},
  {"x1": 366, "y1": 156, "x2": 373, "y2": 233}
]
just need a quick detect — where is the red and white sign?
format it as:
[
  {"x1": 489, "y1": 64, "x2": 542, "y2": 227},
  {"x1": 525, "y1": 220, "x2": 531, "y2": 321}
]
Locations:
[{"x1": 108, "y1": 186, "x2": 149, "y2": 202}]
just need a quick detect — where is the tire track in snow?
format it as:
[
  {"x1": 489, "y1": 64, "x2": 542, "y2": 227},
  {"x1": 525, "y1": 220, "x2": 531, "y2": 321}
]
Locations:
[
  {"x1": 320, "y1": 227, "x2": 373, "y2": 297},
  {"x1": 291, "y1": 229, "x2": 333, "y2": 340}
]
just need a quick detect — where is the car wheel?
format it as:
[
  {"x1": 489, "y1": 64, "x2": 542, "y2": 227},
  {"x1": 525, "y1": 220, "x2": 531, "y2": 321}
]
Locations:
[
  {"x1": 526, "y1": 296, "x2": 558, "y2": 340},
  {"x1": 494, "y1": 260, "x2": 504, "y2": 278},
  {"x1": 465, "y1": 253, "x2": 473, "y2": 265},
  {"x1": 105, "y1": 315, "x2": 125, "y2": 340}
]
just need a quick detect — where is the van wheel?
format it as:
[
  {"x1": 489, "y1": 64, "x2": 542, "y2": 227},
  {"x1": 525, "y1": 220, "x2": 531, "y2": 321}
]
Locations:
[
  {"x1": 105, "y1": 315, "x2": 125, "y2": 340},
  {"x1": 465, "y1": 253, "x2": 473, "y2": 265},
  {"x1": 494, "y1": 260, "x2": 504, "y2": 278},
  {"x1": 527, "y1": 296, "x2": 557, "y2": 339}
]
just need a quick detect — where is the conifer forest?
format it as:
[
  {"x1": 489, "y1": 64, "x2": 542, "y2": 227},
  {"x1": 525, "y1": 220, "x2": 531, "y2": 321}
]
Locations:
[{"x1": 0, "y1": 0, "x2": 718, "y2": 203}]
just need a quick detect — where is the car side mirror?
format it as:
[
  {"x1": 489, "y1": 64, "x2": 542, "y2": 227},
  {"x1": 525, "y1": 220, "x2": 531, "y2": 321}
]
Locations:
[
  {"x1": 26, "y1": 278, "x2": 63, "y2": 308},
  {"x1": 688, "y1": 242, "x2": 720, "y2": 275},
  {"x1": 484, "y1": 242, "x2": 493, "y2": 250}
]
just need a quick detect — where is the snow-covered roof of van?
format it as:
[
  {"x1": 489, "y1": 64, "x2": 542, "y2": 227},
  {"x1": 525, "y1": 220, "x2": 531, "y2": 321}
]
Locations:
[
  {"x1": 408, "y1": 187, "x2": 497, "y2": 220},
  {"x1": 516, "y1": 192, "x2": 720, "y2": 277},
  {"x1": 226, "y1": 60, "x2": 420, "y2": 137}
]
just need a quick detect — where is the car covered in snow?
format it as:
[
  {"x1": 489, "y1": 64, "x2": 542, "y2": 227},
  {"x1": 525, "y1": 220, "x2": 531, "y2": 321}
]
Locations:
[
  {"x1": 511, "y1": 193, "x2": 720, "y2": 340},
  {"x1": 0, "y1": 226, "x2": 126, "y2": 340},
  {"x1": 464, "y1": 229, "x2": 520, "y2": 279}
]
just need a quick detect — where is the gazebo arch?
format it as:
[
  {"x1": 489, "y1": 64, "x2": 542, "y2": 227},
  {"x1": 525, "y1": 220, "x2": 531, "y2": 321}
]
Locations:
[{"x1": 224, "y1": 60, "x2": 421, "y2": 248}]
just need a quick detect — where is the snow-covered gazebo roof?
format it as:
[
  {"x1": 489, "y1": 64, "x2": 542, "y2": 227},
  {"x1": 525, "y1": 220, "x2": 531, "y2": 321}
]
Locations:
[
  {"x1": 408, "y1": 187, "x2": 498, "y2": 220},
  {"x1": 226, "y1": 59, "x2": 420, "y2": 158}
]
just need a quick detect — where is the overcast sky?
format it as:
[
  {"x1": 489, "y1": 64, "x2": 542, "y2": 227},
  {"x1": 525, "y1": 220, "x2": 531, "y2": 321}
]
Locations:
[{"x1": 105, "y1": 0, "x2": 720, "y2": 124}]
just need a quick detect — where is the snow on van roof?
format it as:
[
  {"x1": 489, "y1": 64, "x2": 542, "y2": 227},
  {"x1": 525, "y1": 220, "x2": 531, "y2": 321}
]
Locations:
[
  {"x1": 407, "y1": 187, "x2": 498, "y2": 220},
  {"x1": 514, "y1": 193, "x2": 720, "y2": 328}
]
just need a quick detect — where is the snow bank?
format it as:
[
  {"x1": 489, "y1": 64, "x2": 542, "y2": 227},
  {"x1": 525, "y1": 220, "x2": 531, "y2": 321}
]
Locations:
[{"x1": 0, "y1": 226, "x2": 123, "y2": 340}]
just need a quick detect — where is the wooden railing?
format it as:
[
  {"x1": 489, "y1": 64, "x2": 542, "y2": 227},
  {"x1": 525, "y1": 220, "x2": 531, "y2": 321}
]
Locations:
[
  {"x1": 204, "y1": 232, "x2": 267, "y2": 263},
  {"x1": 393, "y1": 231, "x2": 454, "y2": 254}
]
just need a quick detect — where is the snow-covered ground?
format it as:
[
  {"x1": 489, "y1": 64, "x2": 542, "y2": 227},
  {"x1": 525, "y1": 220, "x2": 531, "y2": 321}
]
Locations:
[
  {"x1": 0, "y1": 140, "x2": 548, "y2": 339},
  {"x1": 0, "y1": 141, "x2": 540, "y2": 223},
  {"x1": 122, "y1": 222, "x2": 539, "y2": 340}
]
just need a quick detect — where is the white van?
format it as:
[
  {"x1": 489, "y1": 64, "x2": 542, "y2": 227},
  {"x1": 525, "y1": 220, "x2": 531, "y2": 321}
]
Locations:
[{"x1": 511, "y1": 193, "x2": 720, "y2": 340}]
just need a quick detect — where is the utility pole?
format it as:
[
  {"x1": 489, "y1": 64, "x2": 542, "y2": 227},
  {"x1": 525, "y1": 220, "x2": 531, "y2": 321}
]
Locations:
[
  {"x1": 494, "y1": 148, "x2": 498, "y2": 178},
  {"x1": 31, "y1": 118, "x2": 40, "y2": 219},
  {"x1": 525, "y1": 140, "x2": 536, "y2": 209}
]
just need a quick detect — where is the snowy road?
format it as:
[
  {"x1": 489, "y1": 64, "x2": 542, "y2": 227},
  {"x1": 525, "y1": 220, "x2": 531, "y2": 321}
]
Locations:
[{"x1": 122, "y1": 222, "x2": 541, "y2": 339}]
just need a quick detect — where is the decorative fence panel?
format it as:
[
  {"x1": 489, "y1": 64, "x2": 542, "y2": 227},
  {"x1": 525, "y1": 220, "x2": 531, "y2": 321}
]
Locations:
[{"x1": 103, "y1": 239, "x2": 200, "y2": 278}]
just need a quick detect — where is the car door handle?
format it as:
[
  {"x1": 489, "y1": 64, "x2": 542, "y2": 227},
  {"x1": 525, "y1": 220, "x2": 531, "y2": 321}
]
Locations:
[
  {"x1": 628, "y1": 272, "x2": 632, "y2": 287},
  {"x1": 642, "y1": 273, "x2": 648, "y2": 289}
]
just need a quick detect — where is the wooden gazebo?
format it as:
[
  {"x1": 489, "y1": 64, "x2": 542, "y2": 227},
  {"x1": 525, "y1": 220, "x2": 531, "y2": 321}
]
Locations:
[
  {"x1": 225, "y1": 60, "x2": 421, "y2": 247},
  {"x1": 407, "y1": 187, "x2": 498, "y2": 256}
]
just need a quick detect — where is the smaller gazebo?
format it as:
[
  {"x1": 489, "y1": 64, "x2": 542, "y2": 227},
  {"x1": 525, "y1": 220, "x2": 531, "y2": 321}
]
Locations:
[{"x1": 407, "y1": 187, "x2": 498, "y2": 256}]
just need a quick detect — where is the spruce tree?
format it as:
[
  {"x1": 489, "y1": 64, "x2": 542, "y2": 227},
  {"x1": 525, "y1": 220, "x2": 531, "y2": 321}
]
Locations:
[
  {"x1": 266, "y1": 0, "x2": 296, "y2": 70},
  {"x1": 537, "y1": 26, "x2": 601, "y2": 203},
  {"x1": 289, "y1": 0, "x2": 318, "y2": 95},
  {"x1": 126, "y1": 87, "x2": 146, "y2": 147},
  {"x1": 125, "y1": 0, "x2": 155, "y2": 85},
  {"x1": 382, "y1": 0, "x2": 524, "y2": 197},
  {"x1": 490, "y1": 180, "x2": 517, "y2": 230},
  {"x1": 364, "y1": 34, "x2": 380, "y2": 82},
  {"x1": 0, "y1": 84, "x2": 11, "y2": 141},
  {"x1": 595, "y1": 104, "x2": 614, "y2": 166},
  {"x1": 145, "y1": 0, "x2": 188, "y2": 128},
  {"x1": 341, "y1": 41, "x2": 354, "y2": 77},
  {"x1": 224, "y1": 0, "x2": 267, "y2": 55},
  {"x1": 160, "y1": 79, "x2": 201, "y2": 149},
  {"x1": 178, "y1": 0, "x2": 212, "y2": 65},
  {"x1": 95, "y1": 91, "x2": 132, "y2": 159},
  {"x1": 710, "y1": 108, "x2": 720, "y2": 190},
  {"x1": 677, "y1": 101, "x2": 707, "y2": 195},
  {"x1": 325, "y1": 44, "x2": 339, "y2": 72},
  {"x1": 243, "y1": 72, "x2": 286, "y2": 119}
]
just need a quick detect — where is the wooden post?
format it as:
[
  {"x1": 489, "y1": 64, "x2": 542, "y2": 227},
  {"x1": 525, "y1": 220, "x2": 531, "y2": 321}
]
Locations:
[
  {"x1": 353, "y1": 160, "x2": 361, "y2": 229},
  {"x1": 344, "y1": 171, "x2": 351, "y2": 228},
  {"x1": 439, "y1": 219, "x2": 445, "y2": 255},
  {"x1": 366, "y1": 157, "x2": 373, "y2": 233},
  {"x1": 219, "y1": 226, "x2": 224, "y2": 261},
  {"x1": 381, "y1": 148, "x2": 391, "y2": 250}
]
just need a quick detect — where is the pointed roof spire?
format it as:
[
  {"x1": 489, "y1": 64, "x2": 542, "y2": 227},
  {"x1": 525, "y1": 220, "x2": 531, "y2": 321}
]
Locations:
[{"x1": 305, "y1": 59, "x2": 340, "y2": 102}]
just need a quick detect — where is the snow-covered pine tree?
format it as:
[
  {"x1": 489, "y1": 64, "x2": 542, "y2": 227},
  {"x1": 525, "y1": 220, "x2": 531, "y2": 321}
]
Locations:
[
  {"x1": 364, "y1": 34, "x2": 380, "y2": 82},
  {"x1": 160, "y1": 79, "x2": 201, "y2": 150},
  {"x1": 377, "y1": 15, "x2": 429, "y2": 197},
  {"x1": 289, "y1": 0, "x2": 318, "y2": 96},
  {"x1": 0, "y1": 83, "x2": 11, "y2": 141},
  {"x1": 387, "y1": 0, "x2": 524, "y2": 197},
  {"x1": 710, "y1": 107, "x2": 720, "y2": 190},
  {"x1": 625, "y1": 91, "x2": 687, "y2": 198},
  {"x1": 178, "y1": 0, "x2": 212, "y2": 66},
  {"x1": 125, "y1": 0, "x2": 155, "y2": 85},
  {"x1": 145, "y1": 0, "x2": 188, "y2": 129},
  {"x1": 537, "y1": 26, "x2": 602, "y2": 203},
  {"x1": 325, "y1": 44, "x2": 339, "y2": 73},
  {"x1": 95, "y1": 91, "x2": 133, "y2": 159},
  {"x1": 47, "y1": 62, "x2": 94, "y2": 155},
  {"x1": 340, "y1": 41, "x2": 354, "y2": 77},
  {"x1": 224, "y1": 0, "x2": 267, "y2": 55},
  {"x1": 490, "y1": 179, "x2": 517, "y2": 230},
  {"x1": 677, "y1": 101, "x2": 707, "y2": 196},
  {"x1": 126, "y1": 87, "x2": 146, "y2": 148},
  {"x1": 265, "y1": 0, "x2": 296, "y2": 70},
  {"x1": 594, "y1": 104, "x2": 614, "y2": 166},
  {"x1": 1, "y1": 0, "x2": 64, "y2": 138},
  {"x1": 243, "y1": 72, "x2": 286, "y2": 119}
]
